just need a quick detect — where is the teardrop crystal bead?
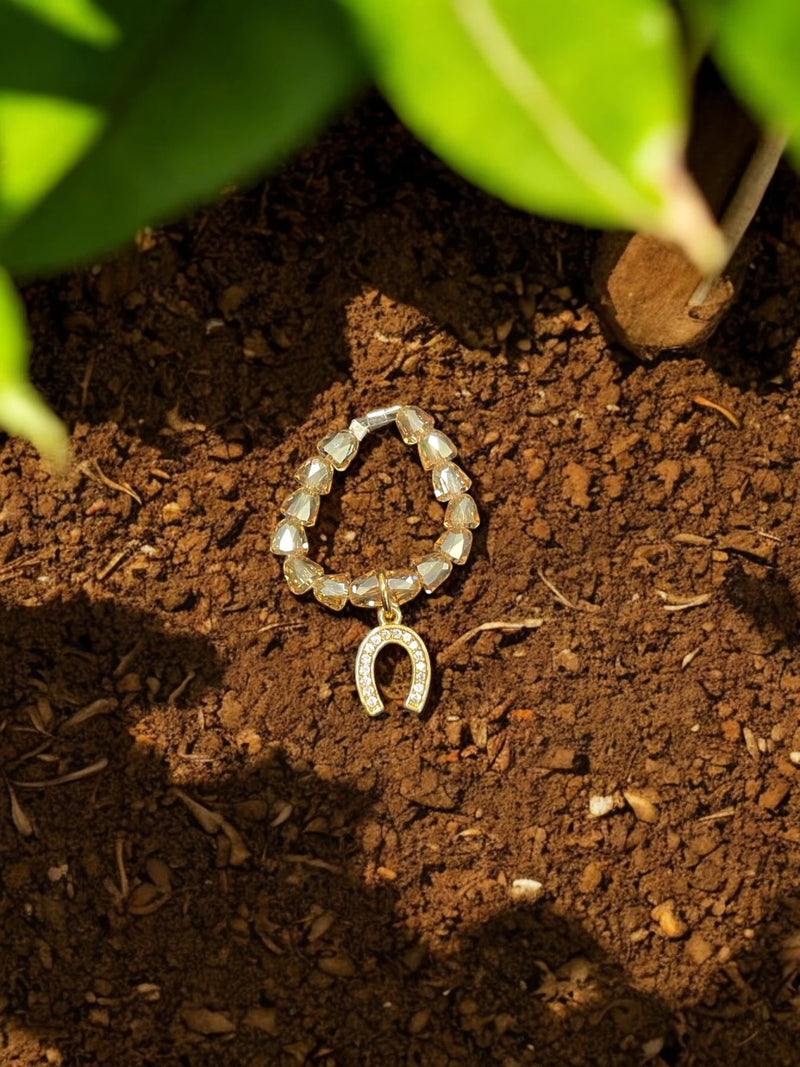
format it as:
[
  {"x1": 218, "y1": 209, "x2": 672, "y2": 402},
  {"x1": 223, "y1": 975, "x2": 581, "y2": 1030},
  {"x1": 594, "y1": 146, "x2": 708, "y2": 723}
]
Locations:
[
  {"x1": 271, "y1": 518, "x2": 309, "y2": 556},
  {"x1": 318, "y1": 430, "x2": 358, "y2": 471},
  {"x1": 414, "y1": 553, "x2": 452, "y2": 593},
  {"x1": 295, "y1": 455, "x2": 334, "y2": 493},
  {"x1": 281, "y1": 488, "x2": 320, "y2": 527},
  {"x1": 283, "y1": 554, "x2": 323, "y2": 594},
  {"x1": 349, "y1": 569, "x2": 422, "y2": 608},
  {"x1": 431, "y1": 462, "x2": 472, "y2": 502},
  {"x1": 435, "y1": 528, "x2": 473, "y2": 565},
  {"x1": 396, "y1": 405, "x2": 434, "y2": 444},
  {"x1": 444, "y1": 493, "x2": 480, "y2": 529},
  {"x1": 418, "y1": 430, "x2": 457, "y2": 470},
  {"x1": 312, "y1": 573, "x2": 351, "y2": 611}
]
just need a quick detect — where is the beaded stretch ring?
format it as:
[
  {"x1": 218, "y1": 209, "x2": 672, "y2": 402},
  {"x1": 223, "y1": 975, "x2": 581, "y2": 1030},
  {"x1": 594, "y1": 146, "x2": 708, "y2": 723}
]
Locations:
[{"x1": 271, "y1": 404, "x2": 480, "y2": 717}]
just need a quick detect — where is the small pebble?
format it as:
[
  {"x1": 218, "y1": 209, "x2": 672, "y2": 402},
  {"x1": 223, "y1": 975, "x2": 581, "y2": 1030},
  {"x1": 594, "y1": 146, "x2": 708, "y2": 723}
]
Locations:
[
  {"x1": 589, "y1": 795, "x2": 615, "y2": 818},
  {"x1": 509, "y1": 878, "x2": 543, "y2": 902},
  {"x1": 651, "y1": 901, "x2": 687, "y2": 939},
  {"x1": 181, "y1": 1007, "x2": 236, "y2": 1035}
]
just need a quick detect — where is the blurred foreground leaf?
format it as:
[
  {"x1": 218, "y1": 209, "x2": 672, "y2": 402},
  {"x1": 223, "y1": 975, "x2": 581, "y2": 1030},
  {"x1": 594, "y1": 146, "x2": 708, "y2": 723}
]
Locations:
[
  {"x1": 1, "y1": 0, "x2": 365, "y2": 275},
  {"x1": 341, "y1": 0, "x2": 725, "y2": 272},
  {"x1": 0, "y1": 268, "x2": 67, "y2": 470},
  {"x1": 715, "y1": 0, "x2": 800, "y2": 158}
]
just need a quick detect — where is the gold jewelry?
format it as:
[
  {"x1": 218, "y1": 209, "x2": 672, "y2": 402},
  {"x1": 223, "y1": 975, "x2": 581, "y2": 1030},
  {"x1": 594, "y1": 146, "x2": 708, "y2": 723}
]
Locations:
[{"x1": 271, "y1": 405, "x2": 480, "y2": 717}]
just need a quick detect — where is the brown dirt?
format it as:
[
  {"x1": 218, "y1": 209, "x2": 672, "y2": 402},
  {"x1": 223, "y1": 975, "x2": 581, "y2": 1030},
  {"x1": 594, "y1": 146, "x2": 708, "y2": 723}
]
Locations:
[{"x1": 2, "y1": 96, "x2": 800, "y2": 1066}]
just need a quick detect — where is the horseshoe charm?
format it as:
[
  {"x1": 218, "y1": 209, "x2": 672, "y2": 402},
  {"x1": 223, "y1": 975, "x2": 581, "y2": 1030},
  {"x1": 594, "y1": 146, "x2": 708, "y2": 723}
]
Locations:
[
  {"x1": 355, "y1": 570, "x2": 431, "y2": 717},
  {"x1": 355, "y1": 620, "x2": 431, "y2": 717}
]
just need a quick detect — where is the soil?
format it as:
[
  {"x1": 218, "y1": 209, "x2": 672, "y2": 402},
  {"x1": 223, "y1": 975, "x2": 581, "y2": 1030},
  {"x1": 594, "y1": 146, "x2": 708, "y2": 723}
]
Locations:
[{"x1": 2, "y1": 95, "x2": 800, "y2": 1067}]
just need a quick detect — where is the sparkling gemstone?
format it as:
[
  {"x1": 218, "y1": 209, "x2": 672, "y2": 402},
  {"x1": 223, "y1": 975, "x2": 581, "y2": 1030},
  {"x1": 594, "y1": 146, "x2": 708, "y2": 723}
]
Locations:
[
  {"x1": 283, "y1": 554, "x2": 323, "y2": 594},
  {"x1": 431, "y1": 462, "x2": 471, "y2": 502},
  {"x1": 318, "y1": 429, "x2": 358, "y2": 471},
  {"x1": 414, "y1": 553, "x2": 452, "y2": 593},
  {"x1": 395, "y1": 405, "x2": 434, "y2": 444},
  {"x1": 295, "y1": 455, "x2": 334, "y2": 493},
  {"x1": 445, "y1": 493, "x2": 480, "y2": 530},
  {"x1": 418, "y1": 430, "x2": 457, "y2": 470},
  {"x1": 349, "y1": 569, "x2": 422, "y2": 608},
  {"x1": 436, "y1": 528, "x2": 473, "y2": 565},
  {"x1": 312, "y1": 573, "x2": 350, "y2": 611},
  {"x1": 271, "y1": 518, "x2": 308, "y2": 556},
  {"x1": 281, "y1": 488, "x2": 319, "y2": 527},
  {"x1": 348, "y1": 417, "x2": 370, "y2": 442}
]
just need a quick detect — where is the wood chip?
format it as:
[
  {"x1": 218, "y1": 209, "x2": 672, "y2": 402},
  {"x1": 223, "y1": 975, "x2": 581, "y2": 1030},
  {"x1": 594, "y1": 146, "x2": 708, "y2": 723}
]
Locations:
[
  {"x1": 243, "y1": 1007, "x2": 278, "y2": 1035},
  {"x1": 317, "y1": 955, "x2": 356, "y2": 977},
  {"x1": 180, "y1": 1007, "x2": 236, "y2": 1035},
  {"x1": 623, "y1": 790, "x2": 660, "y2": 824}
]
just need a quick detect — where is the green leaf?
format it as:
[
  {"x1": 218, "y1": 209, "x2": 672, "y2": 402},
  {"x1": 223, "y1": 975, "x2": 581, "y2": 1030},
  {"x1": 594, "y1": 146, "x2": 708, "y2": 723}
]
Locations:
[
  {"x1": 0, "y1": 266, "x2": 68, "y2": 470},
  {"x1": 6, "y1": 0, "x2": 120, "y2": 47},
  {"x1": 715, "y1": 0, "x2": 800, "y2": 153},
  {"x1": 1, "y1": 0, "x2": 364, "y2": 275},
  {"x1": 340, "y1": 0, "x2": 725, "y2": 271}
]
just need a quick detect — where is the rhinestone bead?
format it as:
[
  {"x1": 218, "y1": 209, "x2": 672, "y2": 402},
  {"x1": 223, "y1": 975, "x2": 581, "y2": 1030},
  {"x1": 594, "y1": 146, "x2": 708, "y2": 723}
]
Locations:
[
  {"x1": 445, "y1": 493, "x2": 480, "y2": 529},
  {"x1": 283, "y1": 554, "x2": 323, "y2": 594},
  {"x1": 281, "y1": 488, "x2": 319, "y2": 527},
  {"x1": 271, "y1": 518, "x2": 308, "y2": 556},
  {"x1": 318, "y1": 429, "x2": 358, "y2": 471},
  {"x1": 396, "y1": 405, "x2": 434, "y2": 444},
  {"x1": 312, "y1": 573, "x2": 350, "y2": 611},
  {"x1": 349, "y1": 569, "x2": 422, "y2": 608},
  {"x1": 414, "y1": 553, "x2": 452, "y2": 593},
  {"x1": 435, "y1": 528, "x2": 473, "y2": 565},
  {"x1": 431, "y1": 462, "x2": 472, "y2": 502},
  {"x1": 418, "y1": 430, "x2": 457, "y2": 470},
  {"x1": 295, "y1": 455, "x2": 334, "y2": 493}
]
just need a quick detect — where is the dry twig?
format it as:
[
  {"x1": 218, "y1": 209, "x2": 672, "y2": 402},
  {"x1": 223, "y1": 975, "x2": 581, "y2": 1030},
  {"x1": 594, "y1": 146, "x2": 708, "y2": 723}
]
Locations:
[{"x1": 441, "y1": 618, "x2": 543, "y2": 661}]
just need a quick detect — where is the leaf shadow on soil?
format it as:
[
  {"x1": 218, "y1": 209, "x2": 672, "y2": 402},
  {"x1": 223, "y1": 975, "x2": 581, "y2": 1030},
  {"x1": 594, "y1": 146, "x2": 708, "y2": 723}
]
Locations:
[
  {"x1": 1, "y1": 736, "x2": 677, "y2": 1067},
  {"x1": 2, "y1": 679, "x2": 799, "y2": 1067},
  {"x1": 23, "y1": 94, "x2": 578, "y2": 457},
  {"x1": 722, "y1": 563, "x2": 800, "y2": 651}
]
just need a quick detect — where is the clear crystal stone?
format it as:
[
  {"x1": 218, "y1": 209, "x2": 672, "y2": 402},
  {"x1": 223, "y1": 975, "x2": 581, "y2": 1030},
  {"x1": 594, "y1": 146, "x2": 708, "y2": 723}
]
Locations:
[
  {"x1": 281, "y1": 488, "x2": 319, "y2": 527},
  {"x1": 312, "y1": 573, "x2": 350, "y2": 611},
  {"x1": 431, "y1": 462, "x2": 471, "y2": 502},
  {"x1": 349, "y1": 417, "x2": 370, "y2": 442},
  {"x1": 414, "y1": 553, "x2": 452, "y2": 593},
  {"x1": 283, "y1": 554, "x2": 323, "y2": 594},
  {"x1": 271, "y1": 518, "x2": 308, "y2": 556},
  {"x1": 349, "y1": 569, "x2": 422, "y2": 608},
  {"x1": 445, "y1": 493, "x2": 480, "y2": 529},
  {"x1": 435, "y1": 528, "x2": 473, "y2": 565},
  {"x1": 395, "y1": 405, "x2": 434, "y2": 444},
  {"x1": 418, "y1": 430, "x2": 457, "y2": 470},
  {"x1": 318, "y1": 430, "x2": 358, "y2": 470},
  {"x1": 295, "y1": 455, "x2": 334, "y2": 493}
]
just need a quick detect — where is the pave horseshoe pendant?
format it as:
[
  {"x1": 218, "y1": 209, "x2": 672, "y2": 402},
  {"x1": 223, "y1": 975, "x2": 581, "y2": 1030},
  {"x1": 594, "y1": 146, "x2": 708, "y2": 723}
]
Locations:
[{"x1": 355, "y1": 573, "x2": 431, "y2": 716}]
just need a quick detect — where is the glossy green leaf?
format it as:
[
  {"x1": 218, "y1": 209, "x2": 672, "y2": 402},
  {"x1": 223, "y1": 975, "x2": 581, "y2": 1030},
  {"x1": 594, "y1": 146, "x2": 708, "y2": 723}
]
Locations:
[
  {"x1": 1, "y1": 0, "x2": 365, "y2": 275},
  {"x1": 341, "y1": 0, "x2": 725, "y2": 271},
  {"x1": 7, "y1": 0, "x2": 120, "y2": 46},
  {"x1": 0, "y1": 92, "x2": 102, "y2": 228},
  {"x1": 0, "y1": 267, "x2": 68, "y2": 470},
  {"x1": 715, "y1": 0, "x2": 800, "y2": 155}
]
